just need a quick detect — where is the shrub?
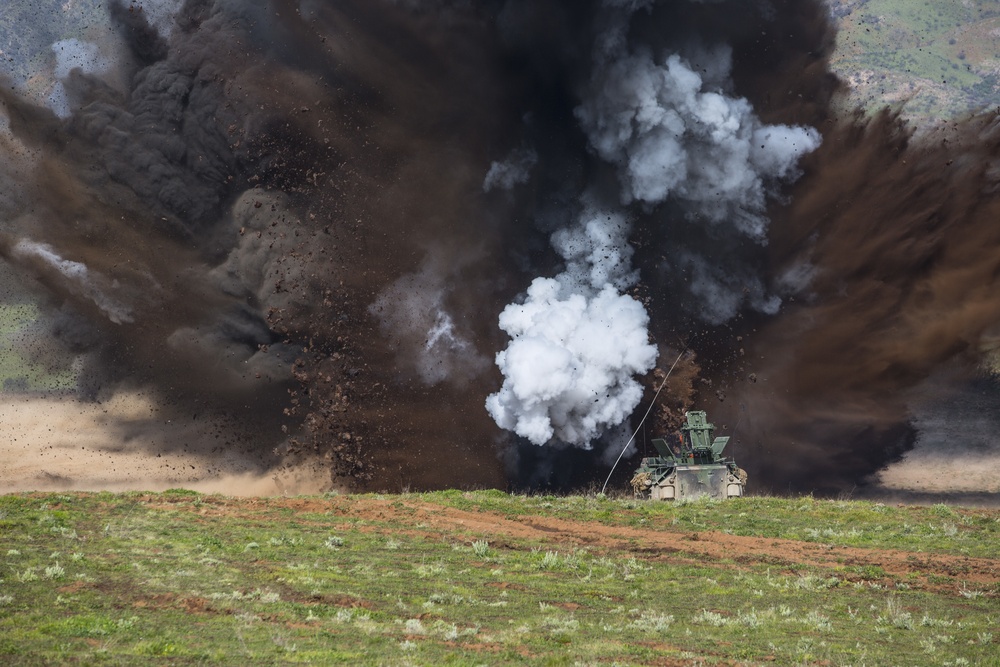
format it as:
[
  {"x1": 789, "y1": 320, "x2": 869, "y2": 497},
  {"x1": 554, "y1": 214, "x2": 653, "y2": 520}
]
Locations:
[{"x1": 472, "y1": 540, "x2": 490, "y2": 558}]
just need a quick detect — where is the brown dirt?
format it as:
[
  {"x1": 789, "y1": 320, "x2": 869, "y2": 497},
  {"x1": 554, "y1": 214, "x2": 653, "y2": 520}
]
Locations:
[
  {"x1": 56, "y1": 581, "x2": 89, "y2": 595},
  {"x1": 130, "y1": 495, "x2": 1000, "y2": 594},
  {"x1": 381, "y1": 501, "x2": 999, "y2": 590},
  {"x1": 0, "y1": 393, "x2": 335, "y2": 495},
  {"x1": 0, "y1": 392, "x2": 988, "y2": 502},
  {"x1": 129, "y1": 592, "x2": 223, "y2": 615}
]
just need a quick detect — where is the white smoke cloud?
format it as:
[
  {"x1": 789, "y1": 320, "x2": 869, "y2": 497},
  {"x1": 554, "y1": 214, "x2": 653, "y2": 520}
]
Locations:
[
  {"x1": 675, "y1": 252, "x2": 781, "y2": 325},
  {"x1": 486, "y1": 203, "x2": 657, "y2": 446},
  {"x1": 775, "y1": 258, "x2": 818, "y2": 299},
  {"x1": 483, "y1": 148, "x2": 538, "y2": 192},
  {"x1": 371, "y1": 260, "x2": 488, "y2": 386},
  {"x1": 486, "y1": 277, "x2": 657, "y2": 446},
  {"x1": 550, "y1": 207, "x2": 637, "y2": 292},
  {"x1": 575, "y1": 44, "x2": 821, "y2": 241},
  {"x1": 11, "y1": 240, "x2": 133, "y2": 324},
  {"x1": 488, "y1": 1, "x2": 823, "y2": 448}
]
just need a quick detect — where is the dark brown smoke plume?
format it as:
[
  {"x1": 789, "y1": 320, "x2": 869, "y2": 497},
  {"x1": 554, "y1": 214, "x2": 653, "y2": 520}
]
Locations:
[
  {"x1": 3, "y1": 0, "x2": 998, "y2": 496},
  {"x1": 0, "y1": 0, "x2": 522, "y2": 489},
  {"x1": 715, "y1": 110, "x2": 1000, "y2": 493}
]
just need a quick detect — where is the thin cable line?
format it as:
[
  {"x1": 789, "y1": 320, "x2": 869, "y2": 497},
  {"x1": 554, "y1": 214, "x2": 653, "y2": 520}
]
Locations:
[{"x1": 601, "y1": 346, "x2": 688, "y2": 495}]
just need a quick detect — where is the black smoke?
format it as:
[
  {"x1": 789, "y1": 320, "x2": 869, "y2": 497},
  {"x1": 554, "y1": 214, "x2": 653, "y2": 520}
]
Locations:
[{"x1": 2, "y1": 0, "x2": 997, "y2": 496}]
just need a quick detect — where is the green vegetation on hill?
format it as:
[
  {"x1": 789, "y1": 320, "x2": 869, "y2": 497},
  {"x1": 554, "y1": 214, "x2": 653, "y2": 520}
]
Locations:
[
  {"x1": 0, "y1": 490, "x2": 996, "y2": 665},
  {"x1": 829, "y1": 0, "x2": 1000, "y2": 124}
]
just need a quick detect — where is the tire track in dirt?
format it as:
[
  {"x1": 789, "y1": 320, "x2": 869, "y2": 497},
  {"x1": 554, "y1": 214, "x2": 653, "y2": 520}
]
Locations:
[
  {"x1": 130, "y1": 494, "x2": 1000, "y2": 593},
  {"x1": 361, "y1": 500, "x2": 1000, "y2": 591}
]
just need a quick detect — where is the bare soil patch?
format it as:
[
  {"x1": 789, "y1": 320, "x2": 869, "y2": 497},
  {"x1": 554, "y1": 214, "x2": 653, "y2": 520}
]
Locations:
[{"x1": 131, "y1": 495, "x2": 1000, "y2": 594}]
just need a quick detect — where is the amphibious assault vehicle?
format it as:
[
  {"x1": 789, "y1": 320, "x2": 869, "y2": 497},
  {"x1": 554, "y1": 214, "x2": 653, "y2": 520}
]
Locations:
[{"x1": 631, "y1": 410, "x2": 746, "y2": 500}]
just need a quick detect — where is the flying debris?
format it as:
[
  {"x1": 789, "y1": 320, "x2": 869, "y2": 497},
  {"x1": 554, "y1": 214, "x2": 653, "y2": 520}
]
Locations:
[
  {"x1": 2, "y1": 0, "x2": 998, "y2": 498},
  {"x1": 487, "y1": 0, "x2": 822, "y2": 461}
]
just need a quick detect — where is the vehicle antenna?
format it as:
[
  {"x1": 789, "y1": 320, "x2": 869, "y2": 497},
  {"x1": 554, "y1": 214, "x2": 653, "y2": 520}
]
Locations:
[{"x1": 601, "y1": 345, "x2": 689, "y2": 495}]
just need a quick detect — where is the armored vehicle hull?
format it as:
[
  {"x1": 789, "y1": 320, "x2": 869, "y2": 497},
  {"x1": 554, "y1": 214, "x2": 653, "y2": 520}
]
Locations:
[
  {"x1": 631, "y1": 410, "x2": 746, "y2": 501},
  {"x1": 640, "y1": 463, "x2": 745, "y2": 500}
]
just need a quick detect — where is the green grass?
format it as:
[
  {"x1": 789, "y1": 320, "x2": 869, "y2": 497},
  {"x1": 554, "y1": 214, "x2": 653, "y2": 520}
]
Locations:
[
  {"x1": 830, "y1": 0, "x2": 1000, "y2": 123},
  {"x1": 434, "y1": 491, "x2": 1000, "y2": 559},
  {"x1": 0, "y1": 490, "x2": 997, "y2": 665}
]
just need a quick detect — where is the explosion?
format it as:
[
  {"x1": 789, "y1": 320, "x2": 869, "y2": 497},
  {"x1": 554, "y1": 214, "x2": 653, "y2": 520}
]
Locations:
[{"x1": 0, "y1": 0, "x2": 998, "y2": 496}]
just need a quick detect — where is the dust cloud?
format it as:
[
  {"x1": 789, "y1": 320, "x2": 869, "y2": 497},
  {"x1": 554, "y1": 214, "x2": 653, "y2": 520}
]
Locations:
[
  {"x1": 709, "y1": 111, "x2": 1000, "y2": 494},
  {"x1": 0, "y1": 392, "x2": 335, "y2": 495},
  {"x1": 0, "y1": 0, "x2": 998, "y2": 499}
]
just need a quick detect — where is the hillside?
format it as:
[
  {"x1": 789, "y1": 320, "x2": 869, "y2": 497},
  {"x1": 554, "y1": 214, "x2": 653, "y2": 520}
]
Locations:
[
  {"x1": 1, "y1": 490, "x2": 997, "y2": 665},
  {"x1": 828, "y1": 0, "x2": 1000, "y2": 125}
]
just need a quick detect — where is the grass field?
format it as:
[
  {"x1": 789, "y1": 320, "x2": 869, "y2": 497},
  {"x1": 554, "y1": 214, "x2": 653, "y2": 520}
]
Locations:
[{"x1": 0, "y1": 490, "x2": 997, "y2": 665}]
